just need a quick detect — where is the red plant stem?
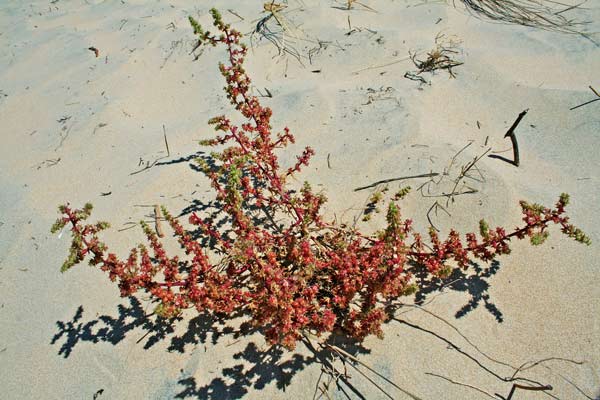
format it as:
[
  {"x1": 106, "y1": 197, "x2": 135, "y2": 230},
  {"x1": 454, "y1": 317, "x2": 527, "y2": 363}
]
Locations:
[
  {"x1": 221, "y1": 28, "x2": 306, "y2": 227},
  {"x1": 407, "y1": 217, "x2": 552, "y2": 258}
]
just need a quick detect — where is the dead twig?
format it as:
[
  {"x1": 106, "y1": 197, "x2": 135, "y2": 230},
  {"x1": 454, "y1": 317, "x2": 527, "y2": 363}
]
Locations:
[
  {"x1": 426, "y1": 372, "x2": 497, "y2": 399},
  {"x1": 416, "y1": 141, "x2": 489, "y2": 230},
  {"x1": 328, "y1": 350, "x2": 395, "y2": 400},
  {"x1": 445, "y1": 142, "x2": 472, "y2": 174},
  {"x1": 352, "y1": 57, "x2": 410, "y2": 75},
  {"x1": 489, "y1": 109, "x2": 527, "y2": 167},
  {"x1": 399, "y1": 303, "x2": 516, "y2": 369},
  {"x1": 34, "y1": 158, "x2": 61, "y2": 170},
  {"x1": 227, "y1": 9, "x2": 245, "y2": 21},
  {"x1": 510, "y1": 357, "x2": 584, "y2": 380},
  {"x1": 570, "y1": 85, "x2": 600, "y2": 110},
  {"x1": 154, "y1": 205, "x2": 164, "y2": 238},
  {"x1": 325, "y1": 344, "x2": 424, "y2": 400},
  {"x1": 163, "y1": 124, "x2": 170, "y2": 157},
  {"x1": 88, "y1": 46, "x2": 99, "y2": 57},
  {"x1": 503, "y1": 383, "x2": 553, "y2": 400},
  {"x1": 397, "y1": 303, "x2": 589, "y2": 398},
  {"x1": 130, "y1": 160, "x2": 159, "y2": 175},
  {"x1": 504, "y1": 109, "x2": 527, "y2": 167},
  {"x1": 301, "y1": 335, "x2": 367, "y2": 400},
  {"x1": 393, "y1": 318, "x2": 551, "y2": 389},
  {"x1": 308, "y1": 40, "x2": 341, "y2": 65},
  {"x1": 427, "y1": 201, "x2": 451, "y2": 232},
  {"x1": 354, "y1": 172, "x2": 439, "y2": 192},
  {"x1": 55, "y1": 125, "x2": 72, "y2": 151},
  {"x1": 92, "y1": 122, "x2": 108, "y2": 135},
  {"x1": 403, "y1": 71, "x2": 428, "y2": 84},
  {"x1": 446, "y1": 148, "x2": 491, "y2": 207}
]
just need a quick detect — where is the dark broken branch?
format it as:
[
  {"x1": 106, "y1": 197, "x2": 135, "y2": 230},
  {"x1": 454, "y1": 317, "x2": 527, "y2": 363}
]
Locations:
[
  {"x1": 490, "y1": 109, "x2": 527, "y2": 167},
  {"x1": 570, "y1": 85, "x2": 600, "y2": 110},
  {"x1": 503, "y1": 383, "x2": 553, "y2": 400}
]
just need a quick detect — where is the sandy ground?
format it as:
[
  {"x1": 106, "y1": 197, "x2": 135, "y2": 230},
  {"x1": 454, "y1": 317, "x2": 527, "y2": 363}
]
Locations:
[{"x1": 1, "y1": 0, "x2": 599, "y2": 399}]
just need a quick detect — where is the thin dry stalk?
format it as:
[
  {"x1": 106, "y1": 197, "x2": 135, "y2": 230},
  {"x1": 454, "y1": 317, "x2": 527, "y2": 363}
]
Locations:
[
  {"x1": 457, "y1": 0, "x2": 595, "y2": 42},
  {"x1": 154, "y1": 205, "x2": 164, "y2": 238},
  {"x1": 570, "y1": 85, "x2": 600, "y2": 110},
  {"x1": 417, "y1": 143, "x2": 490, "y2": 230},
  {"x1": 325, "y1": 344, "x2": 424, "y2": 400},
  {"x1": 399, "y1": 303, "x2": 517, "y2": 369},
  {"x1": 445, "y1": 147, "x2": 491, "y2": 207},
  {"x1": 426, "y1": 372, "x2": 498, "y2": 399}
]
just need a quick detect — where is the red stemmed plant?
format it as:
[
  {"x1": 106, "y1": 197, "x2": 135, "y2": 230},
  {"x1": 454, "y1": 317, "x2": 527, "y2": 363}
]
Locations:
[{"x1": 52, "y1": 9, "x2": 590, "y2": 350}]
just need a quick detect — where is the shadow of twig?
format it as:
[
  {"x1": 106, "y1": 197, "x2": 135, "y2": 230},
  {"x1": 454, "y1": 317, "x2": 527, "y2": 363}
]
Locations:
[{"x1": 488, "y1": 153, "x2": 517, "y2": 166}]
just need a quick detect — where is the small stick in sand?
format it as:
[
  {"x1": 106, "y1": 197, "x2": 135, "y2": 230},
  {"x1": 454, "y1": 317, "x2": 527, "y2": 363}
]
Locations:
[
  {"x1": 445, "y1": 147, "x2": 490, "y2": 206},
  {"x1": 503, "y1": 109, "x2": 528, "y2": 167},
  {"x1": 154, "y1": 205, "x2": 164, "y2": 238},
  {"x1": 354, "y1": 172, "x2": 438, "y2": 191},
  {"x1": 88, "y1": 47, "x2": 99, "y2": 57},
  {"x1": 162, "y1": 124, "x2": 170, "y2": 157},
  {"x1": 427, "y1": 201, "x2": 451, "y2": 232},
  {"x1": 93, "y1": 389, "x2": 104, "y2": 400},
  {"x1": 504, "y1": 383, "x2": 553, "y2": 400},
  {"x1": 352, "y1": 57, "x2": 411, "y2": 75},
  {"x1": 570, "y1": 85, "x2": 600, "y2": 110},
  {"x1": 426, "y1": 373, "x2": 497, "y2": 399},
  {"x1": 227, "y1": 9, "x2": 245, "y2": 21}
]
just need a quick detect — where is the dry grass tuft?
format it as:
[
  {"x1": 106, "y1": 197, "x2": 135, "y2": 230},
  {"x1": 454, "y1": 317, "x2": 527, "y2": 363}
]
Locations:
[
  {"x1": 405, "y1": 33, "x2": 463, "y2": 84},
  {"x1": 457, "y1": 0, "x2": 596, "y2": 42}
]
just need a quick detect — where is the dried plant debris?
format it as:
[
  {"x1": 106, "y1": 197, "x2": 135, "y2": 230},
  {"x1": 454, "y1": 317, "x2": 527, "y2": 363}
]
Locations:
[
  {"x1": 458, "y1": 0, "x2": 595, "y2": 40},
  {"x1": 418, "y1": 142, "x2": 490, "y2": 231},
  {"x1": 405, "y1": 33, "x2": 463, "y2": 84},
  {"x1": 252, "y1": 2, "x2": 307, "y2": 65},
  {"x1": 362, "y1": 86, "x2": 400, "y2": 106},
  {"x1": 344, "y1": 0, "x2": 378, "y2": 12}
]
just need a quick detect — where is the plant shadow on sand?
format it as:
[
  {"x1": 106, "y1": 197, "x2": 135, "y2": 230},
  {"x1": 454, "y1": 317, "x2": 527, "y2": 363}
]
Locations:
[
  {"x1": 50, "y1": 151, "x2": 509, "y2": 398},
  {"x1": 413, "y1": 260, "x2": 503, "y2": 322},
  {"x1": 50, "y1": 297, "x2": 375, "y2": 398},
  {"x1": 175, "y1": 342, "x2": 318, "y2": 399},
  {"x1": 50, "y1": 264, "x2": 505, "y2": 398}
]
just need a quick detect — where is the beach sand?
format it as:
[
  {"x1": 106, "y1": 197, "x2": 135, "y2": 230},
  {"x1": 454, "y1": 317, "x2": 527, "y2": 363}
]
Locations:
[{"x1": 1, "y1": 1, "x2": 599, "y2": 398}]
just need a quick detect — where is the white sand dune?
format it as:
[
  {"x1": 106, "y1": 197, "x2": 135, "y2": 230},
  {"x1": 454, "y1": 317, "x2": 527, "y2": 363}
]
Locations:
[{"x1": 1, "y1": 1, "x2": 598, "y2": 399}]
